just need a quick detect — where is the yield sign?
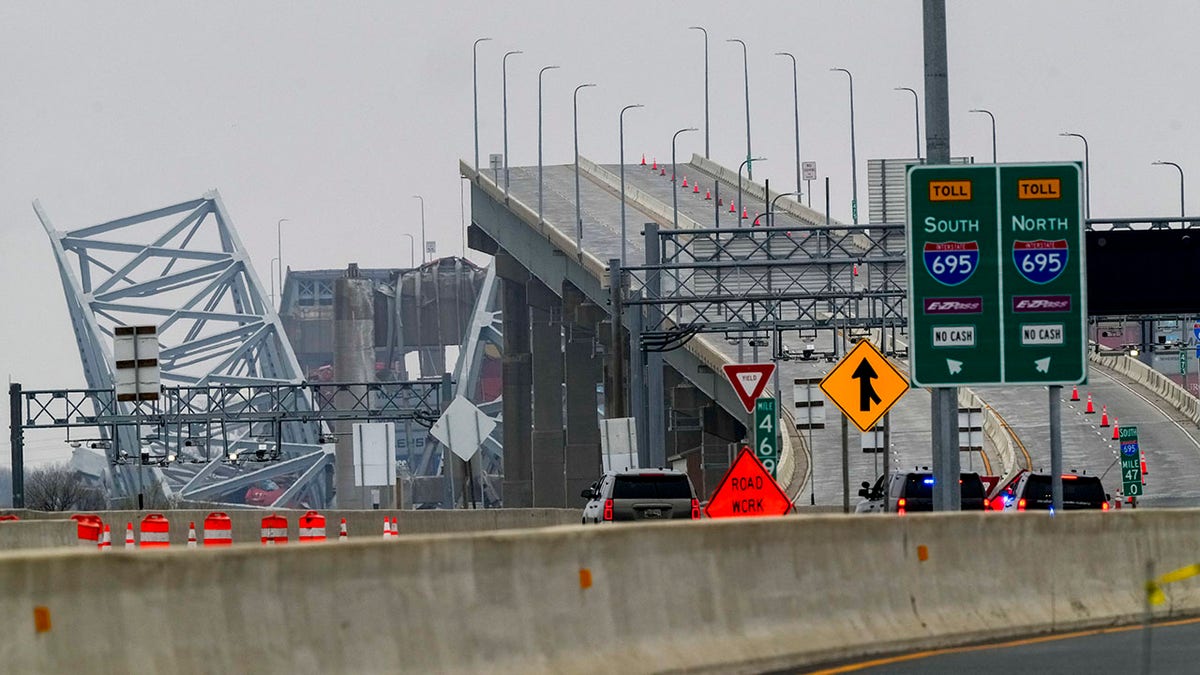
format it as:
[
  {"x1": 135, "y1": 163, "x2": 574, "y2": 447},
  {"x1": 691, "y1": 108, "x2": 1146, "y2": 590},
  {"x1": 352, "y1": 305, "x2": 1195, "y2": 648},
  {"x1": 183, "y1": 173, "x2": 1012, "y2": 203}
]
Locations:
[
  {"x1": 820, "y1": 340, "x2": 909, "y2": 432},
  {"x1": 722, "y1": 363, "x2": 776, "y2": 413},
  {"x1": 704, "y1": 446, "x2": 793, "y2": 518}
]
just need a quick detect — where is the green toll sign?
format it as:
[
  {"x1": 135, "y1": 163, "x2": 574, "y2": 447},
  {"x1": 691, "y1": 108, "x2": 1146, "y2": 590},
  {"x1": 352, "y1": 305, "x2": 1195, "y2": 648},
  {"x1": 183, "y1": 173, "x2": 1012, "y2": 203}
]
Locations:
[{"x1": 907, "y1": 163, "x2": 1086, "y2": 387}]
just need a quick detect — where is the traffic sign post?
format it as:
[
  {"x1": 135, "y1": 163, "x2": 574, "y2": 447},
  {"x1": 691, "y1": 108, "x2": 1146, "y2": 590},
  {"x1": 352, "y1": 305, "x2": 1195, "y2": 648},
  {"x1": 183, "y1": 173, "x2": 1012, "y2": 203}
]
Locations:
[
  {"x1": 754, "y1": 398, "x2": 778, "y2": 478},
  {"x1": 906, "y1": 163, "x2": 1086, "y2": 387},
  {"x1": 1119, "y1": 426, "x2": 1143, "y2": 499},
  {"x1": 820, "y1": 340, "x2": 908, "y2": 512},
  {"x1": 703, "y1": 446, "x2": 792, "y2": 518}
]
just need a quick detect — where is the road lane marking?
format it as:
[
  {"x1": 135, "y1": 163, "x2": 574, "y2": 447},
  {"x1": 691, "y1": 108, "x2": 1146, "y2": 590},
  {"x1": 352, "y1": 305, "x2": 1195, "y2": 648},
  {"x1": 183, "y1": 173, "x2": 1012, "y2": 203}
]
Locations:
[
  {"x1": 804, "y1": 616, "x2": 1200, "y2": 674},
  {"x1": 1094, "y1": 367, "x2": 1200, "y2": 455}
]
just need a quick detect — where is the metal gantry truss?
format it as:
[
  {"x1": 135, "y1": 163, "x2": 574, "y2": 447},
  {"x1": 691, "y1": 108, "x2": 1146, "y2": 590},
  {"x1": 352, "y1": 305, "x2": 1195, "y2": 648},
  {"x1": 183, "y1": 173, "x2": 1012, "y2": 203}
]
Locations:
[
  {"x1": 622, "y1": 222, "x2": 908, "y2": 351},
  {"x1": 36, "y1": 191, "x2": 328, "y2": 506},
  {"x1": 11, "y1": 379, "x2": 446, "y2": 507}
]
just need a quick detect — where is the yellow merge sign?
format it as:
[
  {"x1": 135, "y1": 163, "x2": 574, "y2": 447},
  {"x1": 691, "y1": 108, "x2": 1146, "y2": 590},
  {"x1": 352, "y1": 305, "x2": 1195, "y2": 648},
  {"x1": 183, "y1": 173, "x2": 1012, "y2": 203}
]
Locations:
[{"x1": 819, "y1": 340, "x2": 909, "y2": 432}]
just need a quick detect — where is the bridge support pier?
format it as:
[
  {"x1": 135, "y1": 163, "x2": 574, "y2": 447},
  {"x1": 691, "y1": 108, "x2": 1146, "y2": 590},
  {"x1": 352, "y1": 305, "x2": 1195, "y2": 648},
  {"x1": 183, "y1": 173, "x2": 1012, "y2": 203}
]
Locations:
[
  {"x1": 497, "y1": 253, "x2": 533, "y2": 507},
  {"x1": 564, "y1": 285, "x2": 604, "y2": 501},
  {"x1": 529, "y1": 280, "x2": 566, "y2": 507}
]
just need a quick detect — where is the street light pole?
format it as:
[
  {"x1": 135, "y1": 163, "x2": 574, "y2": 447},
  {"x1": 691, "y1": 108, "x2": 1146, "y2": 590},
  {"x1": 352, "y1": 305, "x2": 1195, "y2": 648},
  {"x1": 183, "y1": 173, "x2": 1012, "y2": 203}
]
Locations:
[
  {"x1": 776, "y1": 52, "x2": 802, "y2": 199},
  {"x1": 1059, "y1": 132, "x2": 1090, "y2": 219},
  {"x1": 895, "y1": 87, "x2": 921, "y2": 161},
  {"x1": 276, "y1": 218, "x2": 288, "y2": 306},
  {"x1": 537, "y1": 65, "x2": 560, "y2": 226},
  {"x1": 1153, "y1": 160, "x2": 1186, "y2": 219},
  {"x1": 689, "y1": 26, "x2": 710, "y2": 159},
  {"x1": 831, "y1": 68, "x2": 858, "y2": 223},
  {"x1": 399, "y1": 233, "x2": 415, "y2": 269},
  {"x1": 672, "y1": 127, "x2": 699, "y2": 231},
  {"x1": 412, "y1": 196, "x2": 426, "y2": 263},
  {"x1": 472, "y1": 37, "x2": 492, "y2": 173},
  {"x1": 737, "y1": 156, "x2": 766, "y2": 227},
  {"x1": 969, "y1": 108, "x2": 997, "y2": 163},
  {"x1": 573, "y1": 83, "x2": 597, "y2": 258},
  {"x1": 502, "y1": 50, "x2": 523, "y2": 198},
  {"x1": 769, "y1": 191, "x2": 802, "y2": 226},
  {"x1": 620, "y1": 104, "x2": 645, "y2": 267},
  {"x1": 728, "y1": 38, "x2": 753, "y2": 180}
]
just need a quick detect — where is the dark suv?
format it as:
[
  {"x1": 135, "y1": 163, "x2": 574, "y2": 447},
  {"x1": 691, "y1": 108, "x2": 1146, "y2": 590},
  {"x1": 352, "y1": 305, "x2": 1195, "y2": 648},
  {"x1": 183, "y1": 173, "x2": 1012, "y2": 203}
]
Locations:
[
  {"x1": 857, "y1": 471, "x2": 987, "y2": 513},
  {"x1": 1004, "y1": 472, "x2": 1110, "y2": 511},
  {"x1": 580, "y1": 470, "x2": 700, "y2": 524}
]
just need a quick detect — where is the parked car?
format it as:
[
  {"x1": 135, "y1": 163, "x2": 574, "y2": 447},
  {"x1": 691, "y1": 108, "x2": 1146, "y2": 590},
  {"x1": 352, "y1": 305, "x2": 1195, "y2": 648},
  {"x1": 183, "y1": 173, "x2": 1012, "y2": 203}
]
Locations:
[
  {"x1": 580, "y1": 469, "x2": 700, "y2": 524},
  {"x1": 1002, "y1": 471, "x2": 1110, "y2": 511},
  {"x1": 855, "y1": 470, "x2": 987, "y2": 513}
]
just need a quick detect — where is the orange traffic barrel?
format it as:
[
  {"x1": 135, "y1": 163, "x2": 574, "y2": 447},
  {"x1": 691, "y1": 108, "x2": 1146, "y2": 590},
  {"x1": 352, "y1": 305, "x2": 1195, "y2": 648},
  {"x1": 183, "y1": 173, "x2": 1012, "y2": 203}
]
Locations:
[
  {"x1": 260, "y1": 513, "x2": 288, "y2": 545},
  {"x1": 70, "y1": 514, "x2": 103, "y2": 548},
  {"x1": 203, "y1": 512, "x2": 233, "y2": 546},
  {"x1": 139, "y1": 513, "x2": 170, "y2": 548},
  {"x1": 298, "y1": 511, "x2": 326, "y2": 543}
]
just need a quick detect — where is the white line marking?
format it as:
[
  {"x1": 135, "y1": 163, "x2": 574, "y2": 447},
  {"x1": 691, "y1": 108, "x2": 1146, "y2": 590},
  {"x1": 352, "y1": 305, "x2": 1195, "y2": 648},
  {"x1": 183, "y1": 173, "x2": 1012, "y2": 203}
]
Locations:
[{"x1": 1099, "y1": 370, "x2": 1200, "y2": 454}]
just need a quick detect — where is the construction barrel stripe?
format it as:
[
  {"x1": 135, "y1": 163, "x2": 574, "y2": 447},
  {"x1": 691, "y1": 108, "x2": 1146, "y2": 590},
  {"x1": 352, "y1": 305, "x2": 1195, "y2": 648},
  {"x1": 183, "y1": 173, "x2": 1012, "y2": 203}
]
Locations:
[
  {"x1": 139, "y1": 513, "x2": 170, "y2": 548},
  {"x1": 261, "y1": 514, "x2": 289, "y2": 545},
  {"x1": 203, "y1": 512, "x2": 233, "y2": 546},
  {"x1": 298, "y1": 511, "x2": 326, "y2": 543}
]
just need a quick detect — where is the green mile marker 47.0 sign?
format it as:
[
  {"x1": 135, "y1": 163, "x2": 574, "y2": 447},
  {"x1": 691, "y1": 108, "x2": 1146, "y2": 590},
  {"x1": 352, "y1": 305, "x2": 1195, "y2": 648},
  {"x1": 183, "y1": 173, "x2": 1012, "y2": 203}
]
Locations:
[{"x1": 1119, "y1": 426, "x2": 1143, "y2": 498}]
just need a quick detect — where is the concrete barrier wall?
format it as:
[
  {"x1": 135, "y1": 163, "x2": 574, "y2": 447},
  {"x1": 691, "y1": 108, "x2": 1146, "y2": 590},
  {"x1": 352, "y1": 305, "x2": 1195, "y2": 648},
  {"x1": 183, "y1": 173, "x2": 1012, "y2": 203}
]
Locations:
[
  {"x1": 5, "y1": 509, "x2": 579, "y2": 547},
  {"x1": 1091, "y1": 350, "x2": 1200, "y2": 424},
  {"x1": 4, "y1": 511, "x2": 1200, "y2": 673},
  {"x1": 959, "y1": 387, "x2": 1018, "y2": 476},
  {"x1": 0, "y1": 520, "x2": 78, "y2": 550}
]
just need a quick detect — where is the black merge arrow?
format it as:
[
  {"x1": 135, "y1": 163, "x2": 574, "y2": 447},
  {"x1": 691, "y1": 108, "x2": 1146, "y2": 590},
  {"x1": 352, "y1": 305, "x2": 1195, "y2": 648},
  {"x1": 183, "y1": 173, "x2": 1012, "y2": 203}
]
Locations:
[{"x1": 851, "y1": 358, "x2": 882, "y2": 412}]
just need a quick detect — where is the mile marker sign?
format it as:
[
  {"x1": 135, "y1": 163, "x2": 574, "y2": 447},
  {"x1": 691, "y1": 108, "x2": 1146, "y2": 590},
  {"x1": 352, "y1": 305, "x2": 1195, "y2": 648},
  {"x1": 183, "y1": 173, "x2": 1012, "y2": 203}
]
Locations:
[
  {"x1": 704, "y1": 446, "x2": 792, "y2": 518},
  {"x1": 722, "y1": 363, "x2": 776, "y2": 413}
]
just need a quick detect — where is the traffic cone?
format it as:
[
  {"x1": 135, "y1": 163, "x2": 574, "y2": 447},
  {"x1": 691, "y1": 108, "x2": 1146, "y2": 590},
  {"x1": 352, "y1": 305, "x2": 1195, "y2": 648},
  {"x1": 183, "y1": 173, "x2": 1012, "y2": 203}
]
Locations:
[
  {"x1": 671, "y1": 173, "x2": 675, "y2": 182},
  {"x1": 1142, "y1": 454, "x2": 1149, "y2": 476},
  {"x1": 660, "y1": 167, "x2": 666, "y2": 176},
  {"x1": 741, "y1": 208, "x2": 749, "y2": 219},
  {"x1": 382, "y1": 517, "x2": 391, "y2": 539},
  {"x1": 718, "y1": 196, "x2": 723, "y2": 205},
  {"x1": 651, "y1": 158, "x2": 657, "y2": 170},
  {"x1": 1112, "y1": 419, "x2": 1120, "y2": 440},
  {"x1": 1100, "y1": 405, "x2": 1109, "y2": 427},
  {"x1": 390, "y1": 517, "x2": 399, "y2": 538},
  {"x1": 187, "y1": 522, "x2": 198, "y2": 549},
  {"x1": 681, "y1": 176, "x2": 688, "y2": 188},
  {"x1": 99, "y1": 525, "x2": 111, "y2": 552},
  {"x1": 125, "y1": 522, "x2": 135, "y2": 549},
  {"x1": 1070, "y1": 385, "x2": 1079, "y2": 401},
  {"x1": 338, "y1": 518, "x2": 348, "y2": 542},
  {"x1": 729, "y1": 201, "x2": 736, "y2": 214},
  {"x1": 693, "y1": 182, "x2": 700, "y2": 194},
  {"x1": 705, "y1": 189, "x2": 712, "y2": 200},
  {"x1": 641, "y1": 154, "x2": 646, "y2": 166},
  {"x1": 1085, "y1": 394, "x2": 1095, "y2": 413}
]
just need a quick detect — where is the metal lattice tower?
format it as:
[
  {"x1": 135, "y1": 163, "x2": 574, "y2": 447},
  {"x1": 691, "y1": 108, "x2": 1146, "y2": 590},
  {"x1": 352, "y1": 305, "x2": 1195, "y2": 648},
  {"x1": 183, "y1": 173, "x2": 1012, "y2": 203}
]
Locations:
[{"x1": 37, "y1": 190, "x2": 330, "y2": 507}]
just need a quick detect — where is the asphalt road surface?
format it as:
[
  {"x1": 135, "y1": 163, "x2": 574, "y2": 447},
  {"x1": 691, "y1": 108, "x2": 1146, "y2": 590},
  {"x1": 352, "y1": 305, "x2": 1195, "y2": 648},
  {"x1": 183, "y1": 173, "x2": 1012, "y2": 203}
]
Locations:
[{"x1": 797, "y1": 617, "x2": 1200, "y2": 674}]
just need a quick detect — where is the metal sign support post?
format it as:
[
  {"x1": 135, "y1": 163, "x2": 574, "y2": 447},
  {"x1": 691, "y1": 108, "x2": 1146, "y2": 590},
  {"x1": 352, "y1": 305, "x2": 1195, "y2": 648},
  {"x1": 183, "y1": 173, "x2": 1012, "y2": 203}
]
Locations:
[
  {"x1": 644, "y1": 223, "x2": 666, "y2": 467},
  {"x1": 9, "y1": 383, "x2": 23, "y2": 508},
  {"x1": 924, "y1": 0, "x2": 959, "y2": 511},
  {"x1": 841, "y1": 413, "x2": 850, "y2": 513},
  {"x1": 1049, "y1": 386, "x2": 1063, "y2": 511}
]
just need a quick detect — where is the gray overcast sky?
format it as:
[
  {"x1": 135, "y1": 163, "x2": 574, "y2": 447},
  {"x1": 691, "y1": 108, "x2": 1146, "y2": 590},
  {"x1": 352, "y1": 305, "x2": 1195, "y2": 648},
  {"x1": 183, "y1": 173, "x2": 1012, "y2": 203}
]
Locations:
[{"x1": 3, "y1": 1, "x2": 1198, "y2": 466}]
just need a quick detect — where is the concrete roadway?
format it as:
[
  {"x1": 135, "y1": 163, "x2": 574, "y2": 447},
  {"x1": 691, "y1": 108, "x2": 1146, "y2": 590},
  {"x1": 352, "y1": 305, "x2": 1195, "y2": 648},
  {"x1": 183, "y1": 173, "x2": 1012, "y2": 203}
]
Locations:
[{"x1": 799, "y1": 617, "x2": 1200, "y2": 674}]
